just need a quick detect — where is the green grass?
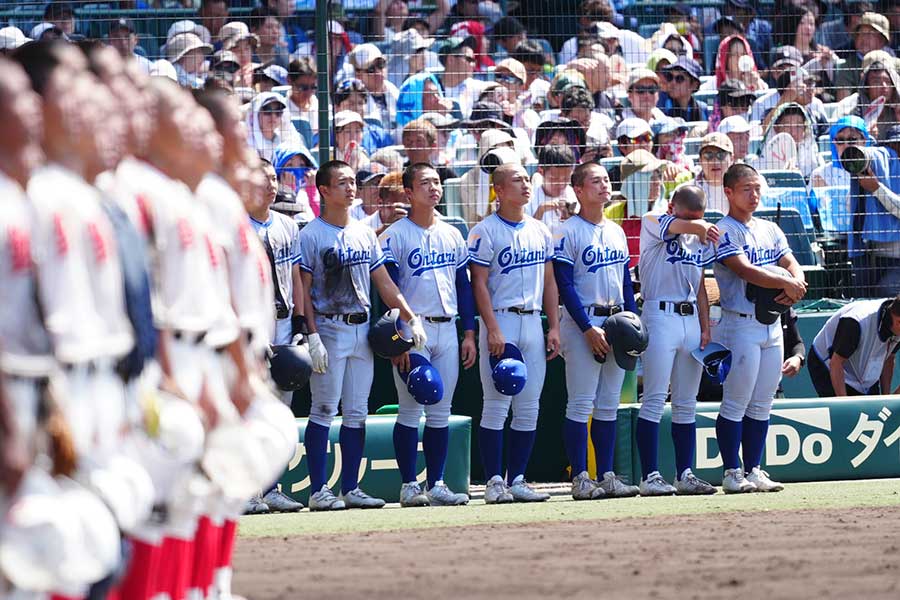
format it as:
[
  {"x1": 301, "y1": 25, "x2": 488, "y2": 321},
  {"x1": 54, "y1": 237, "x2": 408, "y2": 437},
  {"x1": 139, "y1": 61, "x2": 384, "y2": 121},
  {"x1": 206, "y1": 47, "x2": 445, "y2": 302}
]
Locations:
[{"x1": 238, "y1": 479, "x2": 900, "y2": 538}]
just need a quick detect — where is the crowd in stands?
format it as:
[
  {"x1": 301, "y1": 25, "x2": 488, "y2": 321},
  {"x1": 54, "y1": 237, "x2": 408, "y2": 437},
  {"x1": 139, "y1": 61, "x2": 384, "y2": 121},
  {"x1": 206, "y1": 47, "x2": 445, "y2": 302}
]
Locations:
[{"x1": 2, "y1": 0, "x2": 899, "y2": 295}]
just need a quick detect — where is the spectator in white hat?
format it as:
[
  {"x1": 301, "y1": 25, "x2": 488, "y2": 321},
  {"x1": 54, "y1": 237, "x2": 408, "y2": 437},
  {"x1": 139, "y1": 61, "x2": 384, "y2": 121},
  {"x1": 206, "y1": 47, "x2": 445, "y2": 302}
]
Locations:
[
  {"x1": 607, "y1": 117, "x2": 654, "y2": 191},
  {"x1": 150, "y1": 58, "x2": 178, "y2": 81},
  {"x1": 387, "y1": 27, "x2": 435, "y2": 88},
  {"x1": 218, "y1": 21, "x2": 260, "y2": 88},
  {"x1": 621, "y1": 68, "x2": 665, "y2": 123},
  {"x1": 333, "y1": 110, "x2": 370, "y2": 172},
  {"x1": 166, "y1": 33, "x2": 212, "y2": 89},
  {"x1": 0, "y1": 27, "x2": 30, "y2": 55},
  {"x1": 30, "y1": 22, "x2": 66, "y2": 42},
  {"x1": 347, "y1": 43, "x2": 399, "y2": 129},
  {"x1": 165, "y1": 20, "x2": 212, "y2": 46},
  {"x1": 718, "y1": 115, "x2": 756, "y2": 165}
]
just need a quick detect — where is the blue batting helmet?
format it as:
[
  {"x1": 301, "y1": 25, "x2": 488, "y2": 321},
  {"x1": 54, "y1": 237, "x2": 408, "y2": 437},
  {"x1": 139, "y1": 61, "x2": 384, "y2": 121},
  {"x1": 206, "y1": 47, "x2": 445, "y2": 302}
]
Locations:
[
  {"x1": 745, "y1": 264, "x2": 792, "y2": 325},
  {"x1": 489, "y1": 343, "x2": 527, "y2": 396},
  {"x1": 398, "y1": 353, "x2": 444, "y2": 405},
  {"x1": 691, "y1": 342, "x2": 732, "y2": 385},
  {"x1": 367, "y1": 308, "x2": 415, "y2": 358}
]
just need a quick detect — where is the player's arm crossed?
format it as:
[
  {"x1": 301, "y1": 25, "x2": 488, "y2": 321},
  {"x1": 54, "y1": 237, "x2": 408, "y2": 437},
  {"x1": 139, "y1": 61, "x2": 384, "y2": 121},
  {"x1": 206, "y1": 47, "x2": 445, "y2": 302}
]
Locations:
[{"x1": 662, "y1": 216, "x2": 720, "y2": 244}]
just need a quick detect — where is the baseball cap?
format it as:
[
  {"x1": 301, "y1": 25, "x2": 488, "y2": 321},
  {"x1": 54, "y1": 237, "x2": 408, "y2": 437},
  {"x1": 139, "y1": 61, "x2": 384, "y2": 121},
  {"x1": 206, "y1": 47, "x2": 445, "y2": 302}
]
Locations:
[
  {"x1": 663, "y1": 57, "x2": 703, "y2": 82},
  {"x1": 212, "y1": 49, "x2": 240, "y2": 69},
  {"x1": 718, "y1": 78, "x2": 756, "y2": 100},
  {"x1": 718, "y1": 115, "x2": 752, "y2": 135},
  {"x1": 166, "y1": 19, "x2": 211, "y2": 44},
  {"x1": 700, "y1": 131, "x2": 734, "y2": 154},
  {"x1": 150, "y1": 59, "x2": 178, "y2": 80},
  {"x1": 616, "y1": 117, "x2": 652, "y2": 140},
  {"x1": 854, "y1": 12, "x2": 890, "y2": 44},
  {"x1": 550, "y1": 70, "x2": 588, "y2": 95},
  {"x1": 651, "y1": 116, "x2": 690, "y2": 137},
  {"x1": 219, "y1": 21, "x2": 259, "y2": 50},
  {"x1": 647, "y1": 48, "x2": 678, "y2": 72},
  {"x1": 771, "y1": 45, "x2": 803, "y2": 69},
  {"x1": 165, "y1": 33, "x2": 213, "y2": 63},
  {"x1": 109, "y1": 18, "x2": 135, "y2": 33},
  {"x1": 714, "y1": 15, "x2": 745, "y2": 34},
  {"x1": 464, "y1": 100, "x2": 513, "y2": 135},
  {"x1": 392, "y1": 27, "x2": 432, "y2": 53},
  {"x1": 30, "y1": 22, "x2": 64, "y2": 41},
  {"x1": 259, "y1": 95, "x2": 287, "y2": 112},
  {"x1": 356, "y1": 165, "x2": 387, "y2": 186},
  {"x1": 621, "y1": 149, "x2": 666, "y2": 180},
  {"x1": 495, "y1": 58, "x2": 527, "y2": 85},
  {"x1": 586, "y1": 20, "x2": 619, "y2": 40},
  {"x1": 0, "y1": 26, "x2": 30, "y2": 50},
  {"x1": 628, "y1": 67, "x2": 660, "y2": 90},
  {"x1": 349, "y1": 43, "x2": 386, "y2": 71},
  {"x1": 438, "y1": 35, "x2": 477, "y2": 62},
  {"x1": 862, "y1": 49, "x2": 894, "y2": 72},
  {"x1": 258, "y1": 64, "x2": 288, "y2": 86},
  {"x1": 884, "y1": 124, "x2": 900, "y2": 144},
  {"x1": 334, "y1": 110, "x2": 365, "y2": 130}
]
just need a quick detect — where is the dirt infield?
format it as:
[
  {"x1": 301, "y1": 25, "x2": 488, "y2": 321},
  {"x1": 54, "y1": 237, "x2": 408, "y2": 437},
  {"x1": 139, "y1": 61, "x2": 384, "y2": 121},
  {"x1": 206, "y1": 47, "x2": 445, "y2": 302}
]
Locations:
[{"x1": 233, "y1": 505, "x2": 900, "y2": 600}]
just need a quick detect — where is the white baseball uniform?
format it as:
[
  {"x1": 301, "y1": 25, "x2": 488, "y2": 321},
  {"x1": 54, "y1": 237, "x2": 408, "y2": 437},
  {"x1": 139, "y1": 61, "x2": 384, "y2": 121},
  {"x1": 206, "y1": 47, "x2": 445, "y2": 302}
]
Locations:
[
  {"x1": 249, "y1": 209, "x2": 301, "y2": 347},
  {"x1": 467, "y1": 213, "x2": 552, "y2": 431},
  {"x1": 713, "y1": 215, "x2": 791, "y2": 421},
  {"x1": 638, "y1": 211, "x2": 716, "y2": 424},
  {"x1": 380, "y1": 217, "x2": 469, "y2": 428},
  {"x1": 553, "y1": 215, "x2": 630, "y2": 423},
  {"x1": 0, "y1": 173, "x2": 54, "y2": 444},
  {"x1": 299, "y1": 217, "x2": 386, "y2": 428},
  {"x1": 28, "y1": 164, "x2": 133, "y2": 459}
]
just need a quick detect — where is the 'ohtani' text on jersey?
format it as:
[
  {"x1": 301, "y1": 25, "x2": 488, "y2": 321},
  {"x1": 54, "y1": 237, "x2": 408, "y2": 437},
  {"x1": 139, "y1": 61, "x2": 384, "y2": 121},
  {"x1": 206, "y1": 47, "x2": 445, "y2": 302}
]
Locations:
[
  {"x1": 324, "y1": 246, "x2": 371, "y2": 269},
  {"x1": 498, "y1": 245, "x2": 547, "y2": 274},
  {"x1": 407, "y1": 247, "x2": 458, "y2": 276},
  {"x1": 580, "y1": 245, "x2": 628, "y2": 272},
  {"x1": 664, "y1": 240, "x2": 710, "y2": 267}
]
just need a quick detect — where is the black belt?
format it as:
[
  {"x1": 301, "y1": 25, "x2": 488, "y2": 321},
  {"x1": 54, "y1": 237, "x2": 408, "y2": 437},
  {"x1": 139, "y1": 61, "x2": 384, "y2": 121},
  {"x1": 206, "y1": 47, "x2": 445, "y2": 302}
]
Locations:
[
  {"x1": 590, "y1": 305, "x2": 623, "y2": 317},
  {"x1": 658, "y1": 301, "x2": 694, "y2": 316},
  {"x1": 423, "y1": 316, "x2": 453, "y2": 323},
  {"x1": 322, "y1": 312, "x2": 368, "y2": 325},
  {"x1": 173, "y1": 330, "x2": 207, "y2": 344},
  {"x1": 502, "y1": 307, "x2": 537, "y2": 315}
]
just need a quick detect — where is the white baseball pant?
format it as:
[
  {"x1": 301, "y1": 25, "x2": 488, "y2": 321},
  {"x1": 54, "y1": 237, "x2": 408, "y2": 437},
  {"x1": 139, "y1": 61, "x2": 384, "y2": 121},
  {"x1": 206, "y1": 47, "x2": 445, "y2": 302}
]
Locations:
[
  {"x1": 560, "y1": 313, "x2": 626, "y2": 423},
  {"x1": 718, "y1": 311, "x2": 784, "y2": 422},
  {"x1": 308, "y1": 316, "x2": 373, "y2": 429}
]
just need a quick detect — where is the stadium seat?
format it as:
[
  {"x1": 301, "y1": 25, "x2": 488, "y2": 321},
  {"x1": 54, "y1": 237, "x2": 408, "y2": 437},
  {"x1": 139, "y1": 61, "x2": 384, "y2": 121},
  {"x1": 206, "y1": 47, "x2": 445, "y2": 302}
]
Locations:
[
  {"x1": 291, "y1": 118, "x2": 314, "y2": 150},
  {"x1": 755, "y1": 208, "x2": 818, "y2": 266},
  {"x1": 703, "y1": 35, "x2": 720, "y2": 73},
  {"x1": 761, "y1": 187, "x2": 815, "y2": 231},
  {"x1": 441, "y1": 215, "x2": 469, "y2": 239},
  {"x1": 693, "y1": 90, "x2": 718, "y2": 106},
  {"x1": 442, "y1": 177, "x2": 463, "y2": 219},
  {"x1": 684, "y1": 137, "x2": 704, "y2": 156},
  {"x1": 760, "y1": 170, "x2": 806, "y2": 189},
  {"x1": 600, "y1": 156, "x2": 623, "y2": 170},
  {"x1": 813, "y1": 186, "x2": 853, "y2": 234}
]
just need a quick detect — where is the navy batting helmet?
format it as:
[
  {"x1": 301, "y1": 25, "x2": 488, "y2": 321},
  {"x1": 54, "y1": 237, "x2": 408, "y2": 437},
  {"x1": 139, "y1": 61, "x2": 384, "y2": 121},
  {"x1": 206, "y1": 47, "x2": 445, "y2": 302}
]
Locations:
[
  {"x1": 745, "y1": 264, "x2": 792, "y2": 325},
  {"x1": 398, "y1": 353, "x2": 444, "y2": 405},
  {"x1": 691, "y1": 342, "x2": 732, "y2": 385},
  {"x1": 267, "y1": 344, "x2": 313, "y2": 391},
  {"x1": 367, "y1": 308, "x2": 415, "y2": 358},
  {"x1": 602, "y1": 311, "x2": 649, "y2": 371},
  {"x1": 489, "y1": 343, "x2": 527, "y2": 396}
]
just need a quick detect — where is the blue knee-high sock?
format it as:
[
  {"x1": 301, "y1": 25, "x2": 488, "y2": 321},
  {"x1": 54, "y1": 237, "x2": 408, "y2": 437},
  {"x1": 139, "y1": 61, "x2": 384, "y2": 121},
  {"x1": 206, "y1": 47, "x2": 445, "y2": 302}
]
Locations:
[
  {"x1": 564, "y1": 418, "x2": 588, "y2": 476},
  {"x1": 479, "y1": 426, "x2": 503, "y2": 480},
  {"x1": 339, "y1": 425, "x2": 366, "y2": 494},
  {"x1": 392, "y1": 423, "x2": 419, "y2": 484},
  {"x1": 671, "y1": 422, "x2": 696, "y2": 480},
  {"x1": 423, "y1": 426, "x2": 449, "y2": 488},
  {"x1": 304, "y1": 421, "x2": 330, "y2": 492},
  {"x1": 506, "y1": 428, "x2": 537, "y2": 484},
  {"x1": 741, "y1": 416, "x2": 769, "y2": 471},
  {"x1": 636, "y1": 417, "x2": 660, "y2": 479},
  {"x1": 590, "y1": 419, "x2": 618, "y2": 475},
  {"x1": 715, "y1": 415, "x2": 743, "y2": 471}
]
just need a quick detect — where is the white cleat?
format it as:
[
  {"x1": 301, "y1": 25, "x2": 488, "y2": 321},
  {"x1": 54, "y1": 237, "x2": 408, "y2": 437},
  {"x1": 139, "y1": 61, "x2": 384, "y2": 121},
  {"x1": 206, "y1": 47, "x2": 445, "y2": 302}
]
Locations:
[
  {"x1": 399, "y1": 482, "x2": 430, "y2": 507},
  {"x1": 722, "y1": 468, "x2": 757, "y2": 494},
  {"x1": 340, "y1": 487, "x2": 386, "y2": 509},
  {"x1": 308, "y1": 485, "x2": 347, "y2": 511},
  {"x1": 426, "y1": 481, "x2": 469, "y2": 506},
  {"x1": 674, "y1": 469, "x2": 717, "y2": 495},
  {"x1": 571, "y1": 470, "x2": 605, "y2": 500},
  {"x1": 598, "y1": 471, "x2": 640, "y2": 498},
  {"x1": 639, "y1": 471, "x2": 677, "y2": 496},
  {"x1": 745, "y1": 467, "x2": 784, "y2": 492},
  {"x1": 262, "y1": 489, "x2": 304, "y2": 512},
  {"x1": 509, "y1": 475, "x2": 550, "y2": 502},
  {"x1": 484, "y1": 475, "x2": 514, "y2": 504}
]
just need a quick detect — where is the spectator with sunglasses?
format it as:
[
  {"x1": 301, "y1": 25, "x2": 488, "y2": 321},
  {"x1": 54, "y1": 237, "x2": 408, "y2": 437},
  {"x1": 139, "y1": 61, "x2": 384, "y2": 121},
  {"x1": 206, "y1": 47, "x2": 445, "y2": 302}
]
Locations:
[
  {"x1": 695, "y1": 132, "x2": 735, "y2": 214},
  {"x1": 286, "y1": 57, "x2": 320, "y2": 138},
  {"x1": 809, "y1": 116, "x2": 871, "y2": 190},
  {"x1": 346, "y1": 44, "x2": 399, "y2": 128},
  {"x1": 657, "y1": 57, "x2": 709, "y2": 122},
  {"x1": 620, "y1": 68, "x2": 665, "y2": 123},
  {"x1": 437, "y1": 35, "x2": 489, "y2": 119},
  {"x1": 709, "y1": 79, "x2": 756, "y2": 133},
  {"x1": 607, "y1": 118, "x2": 655, "y2": 192}
]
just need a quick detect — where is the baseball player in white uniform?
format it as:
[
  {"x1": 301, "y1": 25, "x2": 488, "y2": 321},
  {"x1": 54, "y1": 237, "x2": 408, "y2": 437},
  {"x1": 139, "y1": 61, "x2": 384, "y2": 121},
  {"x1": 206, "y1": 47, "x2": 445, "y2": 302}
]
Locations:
[
  {"x1": 713, "y1": 163, "x2": 807, "y2": 493},
  {"x1": 468, "y1": 162, "x2": 560, "y2": 504},
  {"x1": 552, "y1": 162, "x2": 639, "y2": 500},
  {"x1": 637, "y1": 184, "x2": 718, "y2": 496},
  {"x1": 380, "y1": 163, "x2": 476, "y2": 507},
  {"x1": 299, "y1": 160, "x2": 426, "y2": 511}
]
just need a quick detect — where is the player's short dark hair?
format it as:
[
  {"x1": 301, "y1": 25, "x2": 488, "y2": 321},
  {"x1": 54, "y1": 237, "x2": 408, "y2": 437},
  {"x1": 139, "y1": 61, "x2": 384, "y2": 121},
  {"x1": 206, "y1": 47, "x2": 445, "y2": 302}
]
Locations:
[
  {"x1": 402, "y1": 162, "x2": 437, "y2": 190},
  {"x1": 259, "y1": 158, "x2": 275, "y2": 170},
  {"x1": 512, "y1": 39, "x2": 545, "y2": 68},
  {"x1": 890, "y1": 295, "x2": 900, "y2": 317},
  {"x1": 538, "y1": 145, "x2": 575, "y2": 168},
  {"x1": 561, "y1": 86, "x2": 594, "y2": 112},
  {"x1": 12, "y1": 40, "x2": 68, "y2": 96},
  {"x1": 570, "y1": 161, "x2": 606, "y2": 187},
  {"x1": 671, "y1": 184, "x2": 707, "y2": 213},
  {"x1": 723, "y1": 163, "x2": 760, "y2": 190},
  {"x1": 316, "y1": 160, "x2": 351, "y2": 189}
]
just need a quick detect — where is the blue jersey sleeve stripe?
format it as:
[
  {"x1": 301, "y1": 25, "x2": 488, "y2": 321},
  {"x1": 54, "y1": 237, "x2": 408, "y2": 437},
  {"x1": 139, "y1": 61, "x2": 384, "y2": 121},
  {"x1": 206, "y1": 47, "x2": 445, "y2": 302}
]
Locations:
[
  {"x1": 469, "y1": 256, "x2": 491, "y2": 267},
  {"x1": 369, "y1": 254, "x2": 388, "y2": 272}
]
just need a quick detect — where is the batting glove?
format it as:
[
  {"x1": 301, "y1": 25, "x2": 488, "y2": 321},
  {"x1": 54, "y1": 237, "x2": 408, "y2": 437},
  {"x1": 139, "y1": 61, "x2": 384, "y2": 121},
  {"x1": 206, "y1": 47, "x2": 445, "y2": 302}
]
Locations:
[
  {"x1": 307, "y1": 333, "x2": 328, "y2": 373},
  {"x1": 408, "y1": 316, "x2": 428, "y2": 350}
]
